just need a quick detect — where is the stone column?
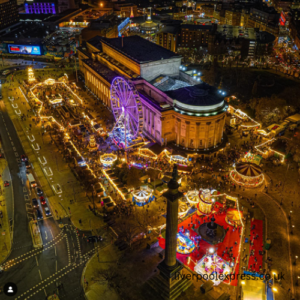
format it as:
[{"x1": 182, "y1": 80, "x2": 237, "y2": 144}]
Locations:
[
  {"x1": 195, "y1": 122, "x2": 200, "y2": 149},
  {"x1": 205, "y1": 122, "x2": 211, "y2": 149},
  {"x1": 185, "y1": 121, "x2": 190, "y2": 149},
  {"x1": 163, "y1": 165, "x2": 182, "y2": 268},
  {"x1": 176, "y1": 118, "x2": 181, "y2": 145}
]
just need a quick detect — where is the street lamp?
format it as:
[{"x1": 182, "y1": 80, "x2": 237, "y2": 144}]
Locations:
[{"x1": 294, "y1": 256, "x2": 298, "y2": 266}]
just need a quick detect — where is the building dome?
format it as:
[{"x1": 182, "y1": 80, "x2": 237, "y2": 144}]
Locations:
[
  {"x1": 166, "y1": 83, "x2": 227, "y2": 115},
  {"x1": 140, "y1": 19, "x2": 158, "y2": 34}
]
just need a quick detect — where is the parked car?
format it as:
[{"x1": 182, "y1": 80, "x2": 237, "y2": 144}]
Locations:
[
  {"x1": 32, "y1": 198, "x2": 38, "y2": 208},
  {"x1": 44, "y1": 207, "x2": 51, "y2": 216},
  {"x1": 4, "y1": 181, "x2": 9, "y2": 187},
  {"x1": 40, "y1": 196, "x2": 46, "y2": 205},
  {"x1": 36, "y1": 187, "x2": 43, "y2": 196},
  {"x1": 21, "y1": 155, "x2": 28, "y2": 162},
  {"x1": 25, "y1": 161, "x2": 31, "y2": 169},
  {"x1": 36, "y1": 209, "x2": 43, "y2": 220},
  {"x1": 87, "y1": 236, "x2": 102, "y2": 243}
]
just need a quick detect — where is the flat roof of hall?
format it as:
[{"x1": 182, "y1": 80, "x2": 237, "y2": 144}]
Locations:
[{"x1": 92, "y1": 35, "x2": 181, "y2": 64}]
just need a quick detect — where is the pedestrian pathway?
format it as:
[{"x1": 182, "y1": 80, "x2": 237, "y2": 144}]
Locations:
[
  {"x1": 82, "y1": 244, "x2": 120, "y2": 300},
  {"x1": 0, "y1": 157, "x2": 12, "y2": 264},
  {"x1": 248, "y1": 219, "x2": 264, "y2": 273}
]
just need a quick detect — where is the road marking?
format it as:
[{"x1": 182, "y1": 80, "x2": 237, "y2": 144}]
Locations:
[
  {"x1": 24, "y1": 195, "x2": 29, "y2": 201},
  {"x1": 23, "y1": 186, "x2": 27, "y2": 193},
  {"x1": 44, "y1": 289, "x2": 47, "y2": 297},
  {"x1": 56, "y1": 260, "x2": 57, "y2": 273},
  {"x1": 43, "y1": 167, "x2": 53, "y2": 176},
  {"x1": 11, "y1": 142, "x2": 14, "y2": 146},
  {"x1": 32, "y1": 143, "x2": 40, "y2": 151},
  {"x1": 45, "y1": 231, "x2": 48, "y2": 240},
  {"x1": 15, "y1": 109, "x2": 21, "y2": 115},
  {"x1": 39, "y1": 270, "x2": 43, "y2": 280},
  {"x1": 55, "y1": 246, "x2": 56, "y2": 256},
  {"x1": 38, "y1": 156, "x2": 47, "y2": 165},
  {"x1": 35, "y1": 256, "x2": 39, "y2": 266},
  {"x1": 15, "y1": 152, "x2": 19, "y2": 157},
  {"x1": 12, "y1": 103, "x2": 18, "y2": 109},
  {"x1": 52, "y1": 184, "x2": 62, "y2": 194},
  {"x1": 27, "y1": 134, "x2": 35, "y2": 142},
  {"x1": 13, "y1": 147, "x2": 16, "y2": 151}
]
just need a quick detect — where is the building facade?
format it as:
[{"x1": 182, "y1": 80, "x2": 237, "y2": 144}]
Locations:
[
  {"x1": 78, "y1": 35, "x2": 227, "y2": 155},
  {"x1": 178, "y1": 24, "x2": 216, "y2": 50},
  {"x1": 24, "y1": 0, "x2": 77, "y2": 15},
  {"x1": 0, "y1": 0, "x2": 19, "y2": 31},
  {"x1": 156, "y1": 26, "x2": 179, "y2": 52}
]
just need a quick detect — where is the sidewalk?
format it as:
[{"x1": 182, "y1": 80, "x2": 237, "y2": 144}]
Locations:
[
  {"x1": 82, "y1": 244, "x2": 120, "y2": 300},
  {"x1": 0, "y1": 157, "x2": 12, "y2": 264},
  {"x1": 3, "y1": 74, "x2": 104, "y2": 231}
]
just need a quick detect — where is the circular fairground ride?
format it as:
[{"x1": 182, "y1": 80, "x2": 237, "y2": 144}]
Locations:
[
  {"x1": 110, "y1": 77, "x2": 144, "y2": 149},
  {"x1": 230, "y1": 162, "x2": 264, "y2": 188},
  {"x1": 100, "y1": 153, "x2": 117, "y2": 167}
]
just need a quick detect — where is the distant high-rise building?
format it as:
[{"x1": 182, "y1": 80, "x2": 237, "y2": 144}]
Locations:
[
  {"x1": 0, "y1": 0, "x2": 19, "y2": 31},
  {"x1": 24, "y1": 0, "x2": 77, "y2": 15}
]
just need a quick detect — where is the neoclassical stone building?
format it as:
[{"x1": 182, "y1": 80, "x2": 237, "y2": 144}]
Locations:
[{"x1": 78, "y1": 35, "x2": 227, "y2": 156}]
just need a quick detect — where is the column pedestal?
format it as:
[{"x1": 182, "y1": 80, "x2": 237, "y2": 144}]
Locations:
[{"x1": 147, "y1": 261, "x2": 192, "y2": 300}]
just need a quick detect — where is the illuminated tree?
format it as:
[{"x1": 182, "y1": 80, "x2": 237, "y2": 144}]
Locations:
[
  {"x1": 126, "y1": 167, "x2": 141, "y2": 189},
  {"x1": 28, "y1": 67, "x2": 36, "y2": 83},
  {"x1": 254, "y1": 95, "x2": 287, "y2": 125}
]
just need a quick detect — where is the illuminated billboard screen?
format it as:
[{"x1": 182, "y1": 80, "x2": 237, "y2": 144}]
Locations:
[{"x1": 8, "y1": 45, "x2": 41, "y2": 55}]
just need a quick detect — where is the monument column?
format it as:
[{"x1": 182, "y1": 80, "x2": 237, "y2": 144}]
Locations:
[
  {"x1": 147, "y1": 165, "x2": 192, "y2": 300},
  {"x1": 164, "y1": 166, "x2": 181, "y2": 267}
]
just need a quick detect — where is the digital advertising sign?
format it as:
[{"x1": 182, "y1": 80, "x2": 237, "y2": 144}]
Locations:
[{"x1": 8, "y1": 45, "x2": 41, "y2": 55}]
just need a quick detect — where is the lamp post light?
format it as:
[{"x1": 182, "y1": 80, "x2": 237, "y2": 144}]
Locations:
[
  {"x1": 294, "y1": 256, "x2": 298, "y2": 266},
  {"x1": 291, "y1": 225, "x2": 295, "y2": 235}
]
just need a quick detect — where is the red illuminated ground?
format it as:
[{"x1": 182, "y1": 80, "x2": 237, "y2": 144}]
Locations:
[{"x1": 158, "y1": 203, "x2": 244, "y2": 286}]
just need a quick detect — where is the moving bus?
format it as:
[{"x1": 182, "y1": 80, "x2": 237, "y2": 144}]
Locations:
[{"x1": 27, "y1": 173, "x2": 37, "y2": 188}]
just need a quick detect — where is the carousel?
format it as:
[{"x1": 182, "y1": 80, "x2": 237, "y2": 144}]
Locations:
[
  {"x1": 100, "y1": 153, "x2": 117, "y2": 167},
  {"x1": 177, "y1": 231, "x2": 195, "y2": 254},
  {"x1": 225, "y1": 209, "x2": 243, "y2": 227},
  {"x1": 186, "y1": 190, "x2": 200, "y2": 204},
  {"x1": 197, "y1": 189, "x2": 214, "y2": 216},
  {"x1": 132, "y1": 187, "x2": 154, "y2": 207},
  {"x1": 230, "y1": 162, "x2": 264, "y2": 188},
  {"x1": 44, "y1": 78, "x2": 56, "y2": 85},
  {"x1": 170, "y1": 155, "x2": 188, "y2": 165}
]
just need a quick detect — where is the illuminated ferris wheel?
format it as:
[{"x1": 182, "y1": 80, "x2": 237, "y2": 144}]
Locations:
[{"x1": 110, "y1": 77, "x2": 143, "y2": 147}]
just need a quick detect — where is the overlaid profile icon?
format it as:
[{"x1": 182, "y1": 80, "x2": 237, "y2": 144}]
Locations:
[{"x1": 3, "y1": 282, "x2": 18, "y2": 296}]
